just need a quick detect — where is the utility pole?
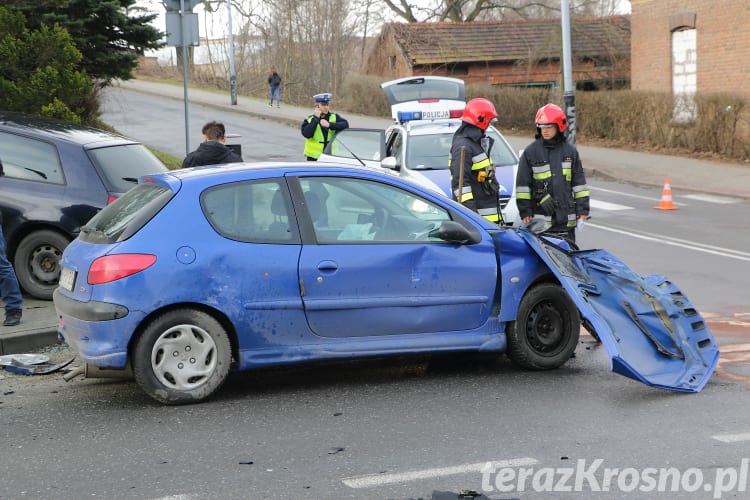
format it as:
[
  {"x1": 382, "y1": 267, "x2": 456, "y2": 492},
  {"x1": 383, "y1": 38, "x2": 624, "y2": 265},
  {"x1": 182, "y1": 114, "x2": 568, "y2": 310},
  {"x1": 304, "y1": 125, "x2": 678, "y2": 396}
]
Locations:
[{"x1": 561, "y1": 0, "x2": 576, "y2": 145}]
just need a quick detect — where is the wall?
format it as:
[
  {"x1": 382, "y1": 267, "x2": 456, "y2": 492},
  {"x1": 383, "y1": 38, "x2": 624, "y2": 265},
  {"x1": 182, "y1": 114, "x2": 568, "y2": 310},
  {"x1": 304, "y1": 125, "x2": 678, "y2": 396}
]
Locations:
[{"x1": 631, "y1": 0, "x2": 750, "y2": 97}]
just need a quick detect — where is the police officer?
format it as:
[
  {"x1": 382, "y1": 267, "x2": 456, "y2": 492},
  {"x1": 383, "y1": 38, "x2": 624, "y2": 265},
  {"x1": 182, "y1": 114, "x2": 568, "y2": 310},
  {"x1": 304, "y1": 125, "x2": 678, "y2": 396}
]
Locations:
[
  {"x1": 516, "y1": 103, "x2": 590, "y2": 242},
  {"x1": 450, "y1": 98, "x2": 503, "y2": 225},
  {"x1": 301, "y1": 93, "x2": 349, "y2": 161}
]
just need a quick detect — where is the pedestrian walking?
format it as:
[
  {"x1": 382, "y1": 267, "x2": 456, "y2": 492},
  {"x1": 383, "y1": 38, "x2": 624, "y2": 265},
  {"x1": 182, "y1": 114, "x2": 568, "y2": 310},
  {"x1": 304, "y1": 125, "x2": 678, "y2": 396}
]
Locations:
[
  {"x1": 515, "y1": 103, "x2": 590, "y2": 243},
  {"x1": 268, "y1": 67, "x2": 281, "y2": 108},
  {"x1": 301, "y1": 93, "x2": 349, "y2": 161},
  {"x1": 450, "y1": 98, "x2": 503, "y2": 225}
]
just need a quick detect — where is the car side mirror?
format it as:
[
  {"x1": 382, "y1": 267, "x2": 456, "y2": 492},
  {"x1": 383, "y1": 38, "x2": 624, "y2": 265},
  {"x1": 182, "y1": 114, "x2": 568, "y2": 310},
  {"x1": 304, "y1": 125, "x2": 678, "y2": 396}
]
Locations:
[
  {"x1": 429, "y1": 220, "x2": 477, "y2": 244},
  {"x1": 381, "y1": 156, "x2": 400, "y2": 171}
]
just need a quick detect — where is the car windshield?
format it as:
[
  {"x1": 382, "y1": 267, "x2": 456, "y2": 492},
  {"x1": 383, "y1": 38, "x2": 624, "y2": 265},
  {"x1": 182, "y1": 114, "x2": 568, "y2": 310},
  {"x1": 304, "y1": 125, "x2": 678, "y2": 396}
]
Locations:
[
  {"x1": 406, "y1": 128, "x2": 517, "y2": 170},
  {"x1": 87, "y1": 144, "x2": 167, "y2": 194}
]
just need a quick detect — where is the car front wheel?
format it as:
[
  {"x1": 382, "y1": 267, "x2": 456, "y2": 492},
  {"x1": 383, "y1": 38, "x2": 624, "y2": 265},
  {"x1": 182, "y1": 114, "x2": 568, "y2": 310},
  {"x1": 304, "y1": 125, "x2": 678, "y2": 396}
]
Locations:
[
  {"x1": 13, "y1": 229, "x2": 69, "y2": 300},
  {"x1": 506, "y1": 282, "x2": 580, "y2": 370},
  {"x1": 133, "y1": 309, "x2": 232, "y2": 405}
]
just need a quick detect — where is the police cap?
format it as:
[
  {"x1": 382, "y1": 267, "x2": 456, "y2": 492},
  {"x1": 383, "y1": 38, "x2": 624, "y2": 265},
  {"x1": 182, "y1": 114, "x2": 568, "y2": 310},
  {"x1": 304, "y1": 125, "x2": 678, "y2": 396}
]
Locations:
[{"x1": 313, "y1": 93, "x2": 332, "y2": 103}]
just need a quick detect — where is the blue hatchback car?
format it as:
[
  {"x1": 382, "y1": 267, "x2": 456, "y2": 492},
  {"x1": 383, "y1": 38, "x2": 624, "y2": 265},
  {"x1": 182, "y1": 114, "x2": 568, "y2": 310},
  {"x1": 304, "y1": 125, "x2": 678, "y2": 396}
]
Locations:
[{"x1": 54, "y1": 163, "x2": 719, "y2": 404}]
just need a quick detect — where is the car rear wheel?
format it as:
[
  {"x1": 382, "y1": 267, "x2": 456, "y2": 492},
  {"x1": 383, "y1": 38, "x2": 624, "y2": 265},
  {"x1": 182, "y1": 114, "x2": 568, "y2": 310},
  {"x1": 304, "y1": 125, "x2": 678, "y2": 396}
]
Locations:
[
  {"x1": 506, "y1": 282, "x2": 580, "y2": 370},
  {"x1": 133, "y1": 309, "x2": 232, "y2": 405},
  {"x1": 13, "y1": 230, "x2": 69, "y2": 300}
]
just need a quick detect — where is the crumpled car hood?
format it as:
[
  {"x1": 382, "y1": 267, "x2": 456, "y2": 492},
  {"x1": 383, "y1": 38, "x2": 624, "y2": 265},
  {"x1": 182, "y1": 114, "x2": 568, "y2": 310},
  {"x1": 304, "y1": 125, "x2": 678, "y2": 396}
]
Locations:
[{"x1": 519, "y1": 230, "x2": 720, "y2": 393}]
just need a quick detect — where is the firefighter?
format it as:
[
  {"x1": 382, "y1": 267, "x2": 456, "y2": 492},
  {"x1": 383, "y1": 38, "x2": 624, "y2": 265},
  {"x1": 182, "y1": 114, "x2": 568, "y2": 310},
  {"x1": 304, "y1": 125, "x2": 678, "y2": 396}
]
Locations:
[
  {"x1": 450, "y1": 98, "x2": 503, "y2": 225},
  {"x1": 301, "y1": 93, "x2": 349, "y2": 161},
  {"x1": 515, "y1": 103, "x2": 590, "y2": 242}
]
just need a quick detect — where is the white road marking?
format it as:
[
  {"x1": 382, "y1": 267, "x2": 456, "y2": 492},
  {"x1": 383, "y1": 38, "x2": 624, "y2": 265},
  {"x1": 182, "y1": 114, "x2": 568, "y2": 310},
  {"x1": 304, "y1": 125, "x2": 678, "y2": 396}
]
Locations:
[
  {"x1": 590, "y1": 185, "x2": 686, "y2": 206},
  {"x1": 587, "y1": 223, "x2": 750, "y2": 262},
  {"x1": 684, "y1": 193, "x2": 743, "y2": 204},
  {"x1": 590, "y1": 199, "x2": 634, "y2": 211},
  {"x1": 712, "y1": 432, "x2": 750, "y2": 443},
  {"x1": 342, "y1": 457, "x2": 539, "y2": 488}
]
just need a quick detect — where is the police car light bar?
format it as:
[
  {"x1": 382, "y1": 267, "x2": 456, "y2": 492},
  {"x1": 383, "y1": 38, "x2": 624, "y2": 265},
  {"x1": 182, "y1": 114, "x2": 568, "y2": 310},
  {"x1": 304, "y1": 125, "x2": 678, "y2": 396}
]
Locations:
[{"x1": 397, "y1": 109, "x2": 464, "y2": 122}]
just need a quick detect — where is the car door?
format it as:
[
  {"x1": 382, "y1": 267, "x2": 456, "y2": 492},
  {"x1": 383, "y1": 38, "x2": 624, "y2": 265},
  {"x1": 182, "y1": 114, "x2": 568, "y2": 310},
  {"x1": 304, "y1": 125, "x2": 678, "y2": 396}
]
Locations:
[
  {"x1": 318, "y1": 128, "x2": 385, "y2": 169},
  {"x1": 295, "y1": 175, "x2": 498, "y2": 338}
]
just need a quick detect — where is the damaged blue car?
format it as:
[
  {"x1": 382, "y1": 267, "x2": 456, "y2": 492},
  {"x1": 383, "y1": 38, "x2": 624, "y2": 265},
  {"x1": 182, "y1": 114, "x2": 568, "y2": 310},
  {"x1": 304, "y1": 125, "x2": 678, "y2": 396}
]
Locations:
[{"x1": 53, "y1": 163, "x2": 720, "y2": 404}]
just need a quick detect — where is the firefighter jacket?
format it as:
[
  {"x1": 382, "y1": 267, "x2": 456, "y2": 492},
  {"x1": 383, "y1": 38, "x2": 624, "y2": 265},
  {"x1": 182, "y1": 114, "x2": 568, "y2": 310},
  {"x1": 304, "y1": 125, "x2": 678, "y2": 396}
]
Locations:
[
  {"x1": 515, "y1": 134, "x2": 590, "y2": 230},
  {"x1": 301, "y1": 112, "x2": 349, "y2": 160},
  {"x1": 449, "y1": 122, "x2": 503, "y2": 225}
]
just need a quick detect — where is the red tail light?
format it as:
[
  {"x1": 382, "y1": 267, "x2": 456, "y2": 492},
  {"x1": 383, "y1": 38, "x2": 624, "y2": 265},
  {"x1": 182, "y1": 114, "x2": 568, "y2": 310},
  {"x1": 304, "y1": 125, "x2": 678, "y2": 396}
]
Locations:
[
  {"x1": 449, "y1": 109, "x2": 464, "y2": 118},
  {"x1": 418, "y1": 98, "x2": 439, "y2": 103},
  {"x1": 106, "y1": 195, "x2": 119, "y2": 205},
  {"x1": 88, "y1": 254, "x2": 157, "y2": 284}
]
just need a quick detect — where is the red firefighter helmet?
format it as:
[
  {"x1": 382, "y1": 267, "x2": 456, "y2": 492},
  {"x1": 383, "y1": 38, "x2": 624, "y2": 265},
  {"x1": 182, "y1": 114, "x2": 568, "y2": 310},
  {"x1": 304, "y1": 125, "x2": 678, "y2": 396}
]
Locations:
[
  {"x1": 461, "y1": 98, "x2": 497, "y2": 131},
  {"x1": 535, "y1": 103, "x2": 567, "y2": 132}
]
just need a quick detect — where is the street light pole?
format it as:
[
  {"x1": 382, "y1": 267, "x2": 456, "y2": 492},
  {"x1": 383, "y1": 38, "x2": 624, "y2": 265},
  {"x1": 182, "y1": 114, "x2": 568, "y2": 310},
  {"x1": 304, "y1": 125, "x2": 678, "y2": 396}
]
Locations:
[
  {"x1": 227, "y1": 0, "x2": 237, "y2": 105},
  {"x1": 180, "y1": 0, "x2": 191, "y2": 155},
  {"x1": 561, "y1": 0, "x2": 576, "y2": 145}
]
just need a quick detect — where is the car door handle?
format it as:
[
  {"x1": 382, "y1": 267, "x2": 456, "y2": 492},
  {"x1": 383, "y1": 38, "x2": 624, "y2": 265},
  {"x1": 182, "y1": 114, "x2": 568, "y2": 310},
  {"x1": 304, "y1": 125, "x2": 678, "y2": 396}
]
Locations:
[{"x1": 317, "y1": 260, "x2": 338, "y2": 272}]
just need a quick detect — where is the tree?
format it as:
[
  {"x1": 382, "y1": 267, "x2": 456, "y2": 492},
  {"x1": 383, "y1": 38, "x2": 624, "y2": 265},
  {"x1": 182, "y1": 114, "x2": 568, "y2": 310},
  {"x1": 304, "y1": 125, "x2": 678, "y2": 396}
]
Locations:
[
  {"x1": 8, "y1": 0, "x2": 164, "y2": 86},
  {"x1": 0, "y1": 7, "x2": 94, "y2": 122},
  {"x1": 381, "y1": 0, "x2": 625, "y2": 23}
]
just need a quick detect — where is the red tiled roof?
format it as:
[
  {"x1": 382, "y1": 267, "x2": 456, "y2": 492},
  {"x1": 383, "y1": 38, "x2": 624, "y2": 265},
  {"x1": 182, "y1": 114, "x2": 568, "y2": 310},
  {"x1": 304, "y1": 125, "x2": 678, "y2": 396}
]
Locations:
[{"x1": 386, "y1": 16, "x2": 630, "y2": 65}]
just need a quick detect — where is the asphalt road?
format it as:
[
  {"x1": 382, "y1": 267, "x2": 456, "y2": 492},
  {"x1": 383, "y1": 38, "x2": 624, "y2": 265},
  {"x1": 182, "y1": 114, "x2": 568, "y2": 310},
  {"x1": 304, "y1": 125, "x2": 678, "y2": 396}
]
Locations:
[{"x1": 1, "y1": 87, "x2": 748, "y2": 500}]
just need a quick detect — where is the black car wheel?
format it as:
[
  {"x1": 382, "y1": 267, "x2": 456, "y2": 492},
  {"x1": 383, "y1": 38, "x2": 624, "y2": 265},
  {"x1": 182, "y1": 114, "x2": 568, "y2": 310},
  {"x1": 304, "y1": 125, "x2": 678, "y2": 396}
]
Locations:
[
  {"x1": 506, "y1": 282, "x2": 580, "y2": 370},
  {"x1": 133, "y1": 309, "x2": 232, "y2": 405},
  {"x1": 14, "y1": 230, "x2": 69, "y2": 300}
]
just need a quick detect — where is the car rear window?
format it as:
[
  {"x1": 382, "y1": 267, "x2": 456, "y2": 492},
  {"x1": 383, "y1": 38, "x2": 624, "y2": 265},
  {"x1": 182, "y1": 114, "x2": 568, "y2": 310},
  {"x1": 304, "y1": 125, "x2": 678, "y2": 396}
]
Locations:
[
  {"x1": 87, "y1": 144, "x2": 167, "y2": 194},
  {"x1": 79, "y1": 183, "x2": 173, "y2": 243},
  {"x1": 382, "y1": 78, "x2": 465, "y2": 104}
]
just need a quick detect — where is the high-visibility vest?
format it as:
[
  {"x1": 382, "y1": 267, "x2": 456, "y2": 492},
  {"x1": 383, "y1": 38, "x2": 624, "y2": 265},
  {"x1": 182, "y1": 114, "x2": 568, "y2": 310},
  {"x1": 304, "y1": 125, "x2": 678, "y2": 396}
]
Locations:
[{"x1": 303, "y1": 114, "x2": 339, "y2": 159}]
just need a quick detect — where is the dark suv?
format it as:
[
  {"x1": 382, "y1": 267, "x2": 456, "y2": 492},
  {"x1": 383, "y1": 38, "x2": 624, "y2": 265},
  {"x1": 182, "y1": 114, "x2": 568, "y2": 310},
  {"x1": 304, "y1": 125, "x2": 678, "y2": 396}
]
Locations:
[{"x1": 0, "y1": 112, "x2": 168, "y2": 299}]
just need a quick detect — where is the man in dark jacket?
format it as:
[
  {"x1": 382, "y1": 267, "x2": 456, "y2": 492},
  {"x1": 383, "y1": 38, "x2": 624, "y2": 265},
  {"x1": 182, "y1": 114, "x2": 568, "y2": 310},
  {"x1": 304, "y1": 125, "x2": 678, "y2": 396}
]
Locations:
[
  {"x1": 450, "y1": 98, "x2": 503, "y2": 225},
  {"x1": 181, "y1": 121, "x2": 243, "y2": 169},
  {"x1": 515, "y1": 103, "x2": 589, "y2": 242}
]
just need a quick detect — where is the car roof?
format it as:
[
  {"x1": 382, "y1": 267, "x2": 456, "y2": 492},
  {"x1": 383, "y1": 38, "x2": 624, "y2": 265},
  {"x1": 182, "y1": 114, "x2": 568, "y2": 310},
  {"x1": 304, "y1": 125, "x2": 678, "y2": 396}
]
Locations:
[
  {"x1": 153, "y1": 161, "x2": 447, "y2": 192},
  {"x1": 0, "y1": 112, "x2": 137, "y2": 148}
]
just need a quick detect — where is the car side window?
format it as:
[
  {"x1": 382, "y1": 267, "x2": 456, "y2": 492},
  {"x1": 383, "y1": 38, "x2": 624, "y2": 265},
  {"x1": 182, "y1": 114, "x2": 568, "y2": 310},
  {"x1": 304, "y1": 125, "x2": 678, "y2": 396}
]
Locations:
[
  {"x1": 0, "y1": 132, "x2": 64, "y2": 184},
  {"x1": 202, "y1": 180, "x2": 300, "y2": 244},
  {"x1": 299, "y1": 177, "x2": 451, "y2": 244}
]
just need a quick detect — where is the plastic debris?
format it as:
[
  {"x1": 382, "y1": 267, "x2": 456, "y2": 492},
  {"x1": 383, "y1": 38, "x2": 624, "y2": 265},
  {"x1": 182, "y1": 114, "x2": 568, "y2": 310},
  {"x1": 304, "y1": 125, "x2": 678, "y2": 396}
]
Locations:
[{"x1": 1, "y1": 357, "x2": 76, "y2": 375}]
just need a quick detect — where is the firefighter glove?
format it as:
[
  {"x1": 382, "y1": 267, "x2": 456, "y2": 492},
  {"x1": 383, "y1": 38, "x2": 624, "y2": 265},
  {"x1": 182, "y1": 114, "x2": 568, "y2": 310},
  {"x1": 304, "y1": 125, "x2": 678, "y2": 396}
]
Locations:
[{"x1": 538, "y1": 194, "x2": 555, "y2": 216}]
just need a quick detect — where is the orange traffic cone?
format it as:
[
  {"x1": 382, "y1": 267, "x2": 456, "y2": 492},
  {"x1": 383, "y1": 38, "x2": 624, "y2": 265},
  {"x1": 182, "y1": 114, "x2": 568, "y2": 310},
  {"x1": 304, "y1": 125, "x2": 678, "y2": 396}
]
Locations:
[{"x1": 654, "y1": 178, "x2": 679, "y2": 210}]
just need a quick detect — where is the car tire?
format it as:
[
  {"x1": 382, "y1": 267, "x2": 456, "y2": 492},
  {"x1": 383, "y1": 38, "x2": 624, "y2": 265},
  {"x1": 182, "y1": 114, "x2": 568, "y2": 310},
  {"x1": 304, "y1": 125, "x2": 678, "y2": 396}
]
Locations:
[
  {"x1": 506, "y1": 282, "x2": 580, "y2": 370},
  {"x1": 133, "y1": 309, "x2": 232, "y2": 405},
  {"x1": 13, "y1": 230, "x2": 70, "y2": 300}
]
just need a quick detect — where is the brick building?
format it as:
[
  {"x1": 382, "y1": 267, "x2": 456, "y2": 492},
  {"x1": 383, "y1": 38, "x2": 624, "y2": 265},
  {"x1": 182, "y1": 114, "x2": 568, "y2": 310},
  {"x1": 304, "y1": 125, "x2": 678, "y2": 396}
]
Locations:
[
  {"x1": 365, "y1": 16, "x2": 630, "y2": 90},
  {"x1": 631, "y1": 0, "x2": 750, "y2": 98}
]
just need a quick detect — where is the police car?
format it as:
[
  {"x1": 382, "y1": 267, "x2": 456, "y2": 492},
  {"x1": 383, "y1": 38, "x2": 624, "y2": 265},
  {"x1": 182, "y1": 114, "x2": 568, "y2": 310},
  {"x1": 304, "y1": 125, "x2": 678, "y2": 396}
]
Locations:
[{"x1": 318, "y1": 76, "x2": 522, "y2": 227}]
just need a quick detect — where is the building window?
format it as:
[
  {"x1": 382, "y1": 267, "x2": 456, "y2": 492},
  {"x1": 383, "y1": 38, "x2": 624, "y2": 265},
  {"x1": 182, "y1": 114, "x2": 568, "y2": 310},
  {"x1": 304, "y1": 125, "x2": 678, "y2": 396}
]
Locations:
[
  {"x1": 388, "y1": 56, "x2": 396, "y2": 73},
  {"x1": 672, "y1": 28, "x2": 696, "y2": 123}
]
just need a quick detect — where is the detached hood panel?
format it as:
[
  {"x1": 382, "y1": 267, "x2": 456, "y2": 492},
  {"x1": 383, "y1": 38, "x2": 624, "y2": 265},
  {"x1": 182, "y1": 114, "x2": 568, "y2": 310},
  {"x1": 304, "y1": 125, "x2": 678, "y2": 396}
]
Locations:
[{"x1": 519, "y1": 230, "x2": 720, "y2": 393}]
